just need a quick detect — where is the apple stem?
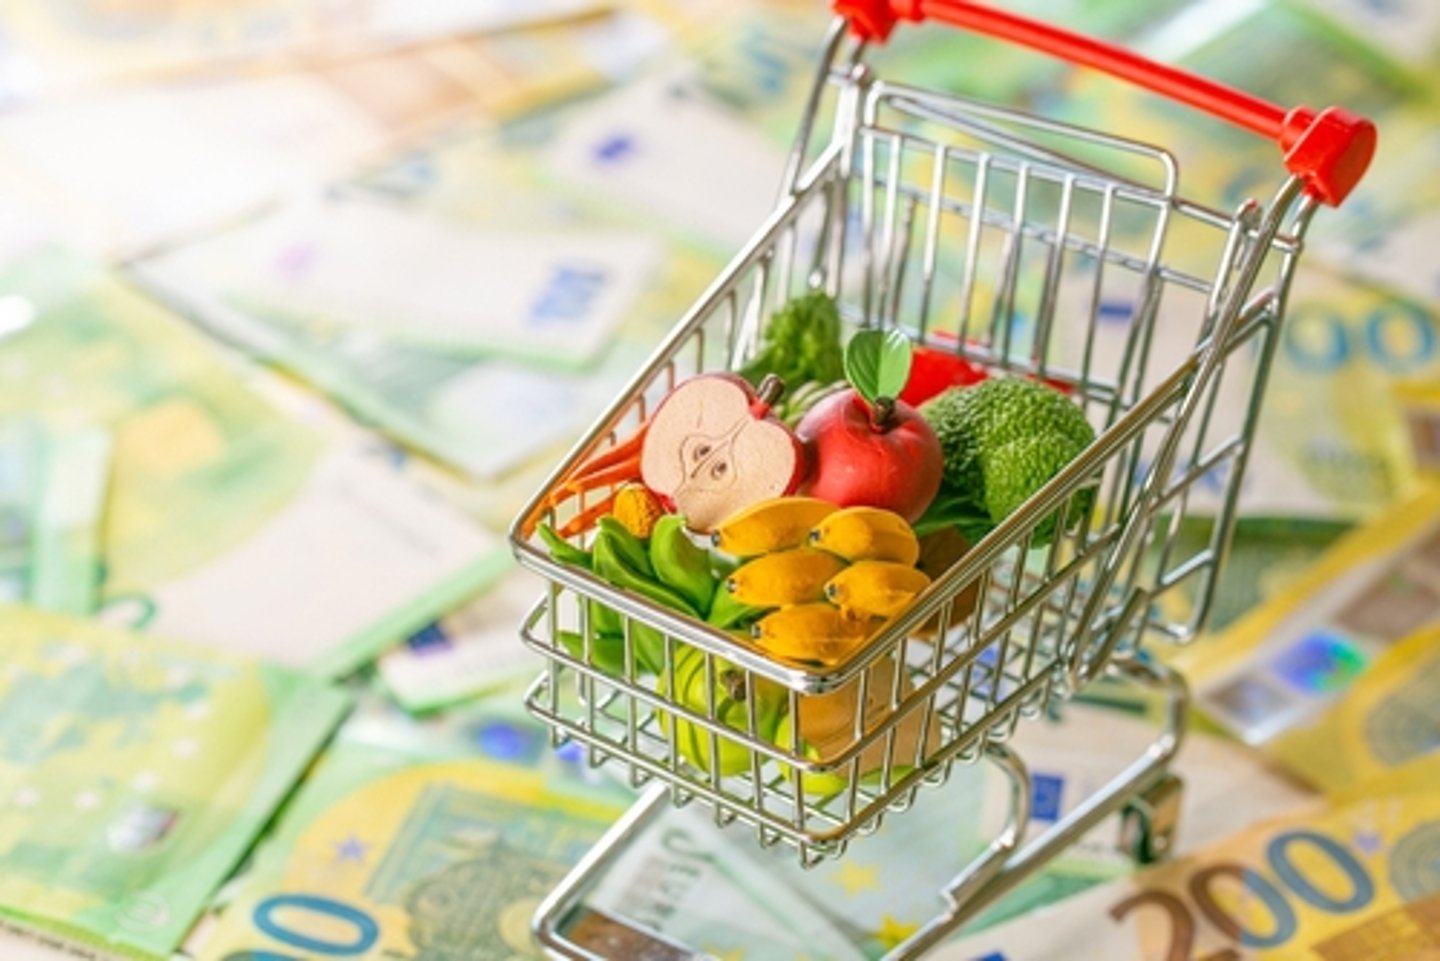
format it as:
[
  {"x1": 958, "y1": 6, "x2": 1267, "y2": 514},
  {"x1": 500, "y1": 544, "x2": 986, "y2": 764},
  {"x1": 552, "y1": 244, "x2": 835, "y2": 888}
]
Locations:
[
  {"x1": 870, "y1": 395, "x2": 895, "y2": 431},
  {"x1": 752, "y1": 374, "x2": 786, "y2": 417}
]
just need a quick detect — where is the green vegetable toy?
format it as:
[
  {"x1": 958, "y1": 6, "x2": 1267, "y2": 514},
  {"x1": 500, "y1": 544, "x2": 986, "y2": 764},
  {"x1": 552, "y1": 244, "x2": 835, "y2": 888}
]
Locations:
[{"x1": 918, "y1": 377, "x2": 1096, "y2": 545}]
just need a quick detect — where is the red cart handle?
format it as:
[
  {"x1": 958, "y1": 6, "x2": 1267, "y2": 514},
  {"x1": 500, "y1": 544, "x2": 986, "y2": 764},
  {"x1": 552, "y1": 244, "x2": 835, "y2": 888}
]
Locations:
[{"x1": 834, "y1": 0, "x2": 1375, "y2": 206}]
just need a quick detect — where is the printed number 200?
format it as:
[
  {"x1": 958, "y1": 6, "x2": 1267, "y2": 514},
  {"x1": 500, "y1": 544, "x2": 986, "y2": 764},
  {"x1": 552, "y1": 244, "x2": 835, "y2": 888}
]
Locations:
[
  {"x1": 222, "y1": 894, "x2": 380, "y2": 960},
  {"x1": 1108, "y1": 829, "x2": 1374, "y2": 961}
]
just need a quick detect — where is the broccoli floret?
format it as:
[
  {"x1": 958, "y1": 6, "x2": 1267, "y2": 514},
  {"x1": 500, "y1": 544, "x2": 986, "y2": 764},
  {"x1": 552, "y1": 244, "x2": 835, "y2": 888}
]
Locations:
[
  {"x1": 920, "y1": 377, "x2": 1096, "y2": 544},
  {"x1": 739, "y1": 290, "x2": 845, "y2": 391}
]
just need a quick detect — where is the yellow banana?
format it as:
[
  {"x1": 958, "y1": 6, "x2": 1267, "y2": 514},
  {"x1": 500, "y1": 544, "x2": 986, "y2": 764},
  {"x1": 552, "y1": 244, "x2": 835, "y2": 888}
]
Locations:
[
  {"x1": 710, "y1": 496, "x2": 839, "y2": 557},
  {"x1": 751, "y1": 603, "x2": 873, "y2": 667},
  {"x1": 726, "y1": 548, "x2": 848, "y2": 607},
  {"x1": 824, "y1": 561, "x2": 930, "y2": 618},
  {"x1": 808, "y1": 506, "x2": 920, "y2": 565}
]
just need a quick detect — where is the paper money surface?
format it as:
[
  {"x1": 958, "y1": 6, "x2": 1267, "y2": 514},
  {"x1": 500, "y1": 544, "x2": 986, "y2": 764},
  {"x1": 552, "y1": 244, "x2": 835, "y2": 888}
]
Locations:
[
  {"x1": 568, "y1": 702, "x2": 1309, "y2": 959},
  {"x1": 1267, "y1": 622, "x2": 1440, "y2": 796},
  {"x1": 191, "y1": 698, "x2": 633, "y2": 961},
  {"x1": 965, "y1": 701, "x2": 1314, "y2": 933},
  {"x1": 0, "y1": 607, "x2": 351, "y2": 960},
  {"x1": 0, "y1": 251, "x2": 508, "y2": 677},
  {"x1": 379, "y1": 565, "x2": 548, "y2": 713},
  {"x1": 137, "y1": 194, "x2": 661, "y2": 365},
  {"x1": 940, "y1": 754, "x2": 1440, "y2": 960},
  {"x1": 1179, "y1": 483, "x2": 1440, "y2": 747},
  {"x1": 0, "y1": 420, "x2": 110, "y2": 616},
  {"x1": 0, "y1": 0, "x2": 607, "y2": 104},
  {"x1": 0, "y1": 6, "x2": 688, "y2": 257}
]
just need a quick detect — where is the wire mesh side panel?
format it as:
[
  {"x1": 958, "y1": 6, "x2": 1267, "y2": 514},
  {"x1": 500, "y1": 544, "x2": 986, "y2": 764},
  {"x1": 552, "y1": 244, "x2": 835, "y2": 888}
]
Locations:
[{"x1": 845, "y1": 82, "x2": 1301, "y2": 655}]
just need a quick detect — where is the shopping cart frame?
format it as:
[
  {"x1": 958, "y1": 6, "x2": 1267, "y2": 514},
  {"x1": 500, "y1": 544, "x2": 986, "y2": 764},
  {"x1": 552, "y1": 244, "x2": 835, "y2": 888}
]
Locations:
[{"x1": 509, "y1": 2, "x2": 1373, "y2": 956}]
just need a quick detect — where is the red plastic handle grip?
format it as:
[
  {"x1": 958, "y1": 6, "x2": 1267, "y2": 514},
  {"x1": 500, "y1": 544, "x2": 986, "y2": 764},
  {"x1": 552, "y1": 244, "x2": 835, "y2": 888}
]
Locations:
[{"x1": 834, "y1": 0, "x2": 1375, "y2": 206}]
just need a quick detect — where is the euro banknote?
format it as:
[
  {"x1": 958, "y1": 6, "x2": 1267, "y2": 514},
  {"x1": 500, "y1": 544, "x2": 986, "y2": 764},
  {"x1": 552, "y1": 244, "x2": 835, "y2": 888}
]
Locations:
[
  {"x1": 1395, "y1": 379, "x2": 1440, "y2": 476},
  {"x1": 0, "y1": 606, "x2": 351, "y2": 960},
  {"x1": 378, "y1": 564, "x2": 547, "y2": 713},
  {"x1": 0, "y1": 4, "x2": 697, "y2": 257},
  {"x1": 940, "y1": 753, "x2": 1440, "y2": 960},
  {"x1": 1178, "y1": 482, "x2": 1440, "y2": 749},
  {"x1": 188, "y1": 696, "x2": 634, "y2": 961},
  {"x1": 0, "y1": 420, "x2": 111, "y2": 616},
  {"x1": 0, "y1": 0, "x2": 606, "y2": 105},
  {"x1": 1266, "y1": 621, "x2": 1440, "y2": 796},
  {"x1": 0, "y1": 251, "x2": 508, "y2": 677},
  {"x1": 571, "y1": 702, "x2": 1310, "y2": 959},
  {"x1": 1152, "y1": 517, "x2": 1351, "y2": 636}
]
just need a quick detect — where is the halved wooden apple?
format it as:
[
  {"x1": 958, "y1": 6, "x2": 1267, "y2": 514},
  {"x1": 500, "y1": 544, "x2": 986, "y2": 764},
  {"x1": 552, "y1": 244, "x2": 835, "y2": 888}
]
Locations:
[{"x1": 640, "y1": 373, "x2": 806, "y2": 532}]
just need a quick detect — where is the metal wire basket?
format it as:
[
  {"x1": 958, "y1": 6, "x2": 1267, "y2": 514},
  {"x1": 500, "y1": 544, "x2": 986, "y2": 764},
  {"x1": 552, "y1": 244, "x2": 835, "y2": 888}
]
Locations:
[{"x1": 509, "y1": 1, "x2": 1373, "y2": 953}]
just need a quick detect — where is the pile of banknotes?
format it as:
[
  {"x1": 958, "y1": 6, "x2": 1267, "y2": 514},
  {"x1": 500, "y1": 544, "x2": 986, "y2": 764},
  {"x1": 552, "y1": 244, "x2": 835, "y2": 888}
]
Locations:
[{"x1": 0, "y1": 0, "x2": 1436, "y2": 958}]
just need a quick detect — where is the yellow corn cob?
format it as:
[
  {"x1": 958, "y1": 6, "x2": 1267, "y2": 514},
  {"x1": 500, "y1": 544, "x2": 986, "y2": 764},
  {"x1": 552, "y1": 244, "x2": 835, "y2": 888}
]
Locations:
[{"x1": 612, "y1": 484, "x2": 666, "y2": 539}]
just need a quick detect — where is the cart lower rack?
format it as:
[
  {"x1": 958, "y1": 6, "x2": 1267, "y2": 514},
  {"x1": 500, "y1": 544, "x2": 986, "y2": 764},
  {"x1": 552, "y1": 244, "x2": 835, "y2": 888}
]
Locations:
[{"x1": 509, "y1": 2, "x2": 1374, "y2": 957}]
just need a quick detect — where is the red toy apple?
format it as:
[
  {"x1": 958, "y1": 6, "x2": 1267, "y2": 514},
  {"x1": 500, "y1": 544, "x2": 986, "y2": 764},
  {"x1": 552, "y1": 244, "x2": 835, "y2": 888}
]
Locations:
[
  {"x1": 795, "y1": 330, "x2": 943, "y2": 522},
  {"x1": 640, "y1": 373, "x2": 807, "y2": 532}
]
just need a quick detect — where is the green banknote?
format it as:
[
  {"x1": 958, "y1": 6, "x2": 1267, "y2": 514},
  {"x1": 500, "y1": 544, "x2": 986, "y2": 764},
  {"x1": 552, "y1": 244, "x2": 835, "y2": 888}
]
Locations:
[
  {"x1": 0, "y1": 606, "x2": 351, "y2": 960},
  {"x1": 942, "y1": 753, "x2": 1440, "y2": 960},
  {"x1": 0, "y1": 420, "x2": 110, "y2": 615},
  {"x1": 0, "y1": 251, "x2": 507, "y2": 676},
  {"x1": 190, "y1": 697, "x2": 634, "y2": 961}
]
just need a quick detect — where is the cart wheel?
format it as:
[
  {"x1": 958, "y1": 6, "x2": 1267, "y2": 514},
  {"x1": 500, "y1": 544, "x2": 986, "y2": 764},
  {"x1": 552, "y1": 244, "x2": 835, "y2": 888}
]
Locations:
[{"x1": 1119, "y1": 773, "x2": 1183, "y2": 864}]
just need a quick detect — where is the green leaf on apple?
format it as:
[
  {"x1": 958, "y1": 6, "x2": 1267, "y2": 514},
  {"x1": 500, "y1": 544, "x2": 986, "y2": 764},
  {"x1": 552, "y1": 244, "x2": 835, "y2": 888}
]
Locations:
[{"x1": 844, "y1": 328, "x2": 912, "y2": 409}]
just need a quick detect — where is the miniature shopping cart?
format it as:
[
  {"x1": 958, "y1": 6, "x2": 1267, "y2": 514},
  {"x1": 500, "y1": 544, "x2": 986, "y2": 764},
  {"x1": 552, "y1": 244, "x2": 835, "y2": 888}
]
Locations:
[{"x1": 509, "y1": 2, "x2": 1375, "y2": 957}]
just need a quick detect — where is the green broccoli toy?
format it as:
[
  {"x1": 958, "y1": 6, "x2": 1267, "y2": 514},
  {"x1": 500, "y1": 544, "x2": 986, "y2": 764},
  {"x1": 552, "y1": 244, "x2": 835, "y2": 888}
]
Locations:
[{"x1": 919, "y1": 377, "x2": 1097, "y2": 546}]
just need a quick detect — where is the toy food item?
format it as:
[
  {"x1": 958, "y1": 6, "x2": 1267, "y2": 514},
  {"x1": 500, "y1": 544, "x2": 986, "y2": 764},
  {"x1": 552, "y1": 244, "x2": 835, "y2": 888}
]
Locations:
[
  {"x1": 659, "y1": 646, "x2": 785, "y2": 776},
  {"x1": 750, "y1": 602, "x2": 873, "y2": 667},
  {"x1": 920, "y1": 377, "x2": 1096, "y2": 545},
  {"x1": 794, "y1": 330, "x2": 944, "y2": 522},
  {"x1": 823, "y1": 560, "x2": 930, "y2": 619},
  {"x1": 774, "y1": 657, "x2": 939, "y2": 794},
  {"x1": 725, "y1": 548, "x2": 848, "y2": 607},
  {"x1": 808, "y1": 506, "x2": 921, "y2": 566},
  {"x1": 640, "y1": 374, "x2": 807, "y2": 532},
  {"x1": 738, "y1": 289, "x2": 846, "y2": 398},
  {"x1": 612, "y1": 483, "x2": 666, "y2": 539},
  {"x1": 709, "y1": 496, "x2": 838, "y2": 557}
]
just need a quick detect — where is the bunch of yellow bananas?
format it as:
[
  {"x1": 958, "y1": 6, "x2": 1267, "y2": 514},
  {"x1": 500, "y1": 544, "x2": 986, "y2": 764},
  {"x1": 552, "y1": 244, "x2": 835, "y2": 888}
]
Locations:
[{"x1": 710, "y1": 497, "x2": 932, "y2": 668}]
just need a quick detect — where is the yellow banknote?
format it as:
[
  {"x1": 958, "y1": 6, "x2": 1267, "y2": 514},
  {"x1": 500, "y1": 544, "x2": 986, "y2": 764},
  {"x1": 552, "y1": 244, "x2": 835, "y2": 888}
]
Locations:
[
  {"x1": 1178, "y1": 482, "x2": 1440, "y2": 746},
  {"x1": 1269, "y1": 622, "x2": 1440, "y2": 795},
  {"x1": 943, "y1": 754, "x2": 1440, "y2": 960}
]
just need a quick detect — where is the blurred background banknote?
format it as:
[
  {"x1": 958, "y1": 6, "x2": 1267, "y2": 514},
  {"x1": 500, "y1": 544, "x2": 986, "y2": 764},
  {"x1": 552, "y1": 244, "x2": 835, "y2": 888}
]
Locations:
[
  {"x1": 188, "y1": 696, "x2": 633, "y2": 961},
  {"x1": 377, "y1": 564, "x2": 546, "y2": 713},
  {"x1": 1179, "y1": 481, "x2": 1440, "y2": 749},
  {"x1": 0, "y1": 419, "x2": 110, "y2": 616},
  {"x1": 0, "y1": 607, "x2": 350, "y2": 960},
  {"x1": 940, "y1": 753, "x2": 1440, "y2": 961},
  {"x1": 0, "y1": 250, "x2": 509, "y2": 677},
  {"x1": 567, "y1": 702, "x2": 1310, "y2": 960},
  {"x1": 0, "y1": 3, "x2": 717, "y2": 258},
  {"x1": 0, "y1": 0, "x2": 609, "y2": 104}
]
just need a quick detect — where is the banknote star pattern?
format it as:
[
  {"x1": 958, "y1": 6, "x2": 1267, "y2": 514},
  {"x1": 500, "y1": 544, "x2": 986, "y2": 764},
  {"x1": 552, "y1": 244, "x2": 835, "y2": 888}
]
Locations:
[
  {"x1": 831, "y1": 859, "x2": 881, "y2": 896},
  {"x1": 873, "y1": 914, "x2": 918, "y2": 950},
  {"x1": 334, "y1": 834, "x2": 368, "y2": 863}
]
